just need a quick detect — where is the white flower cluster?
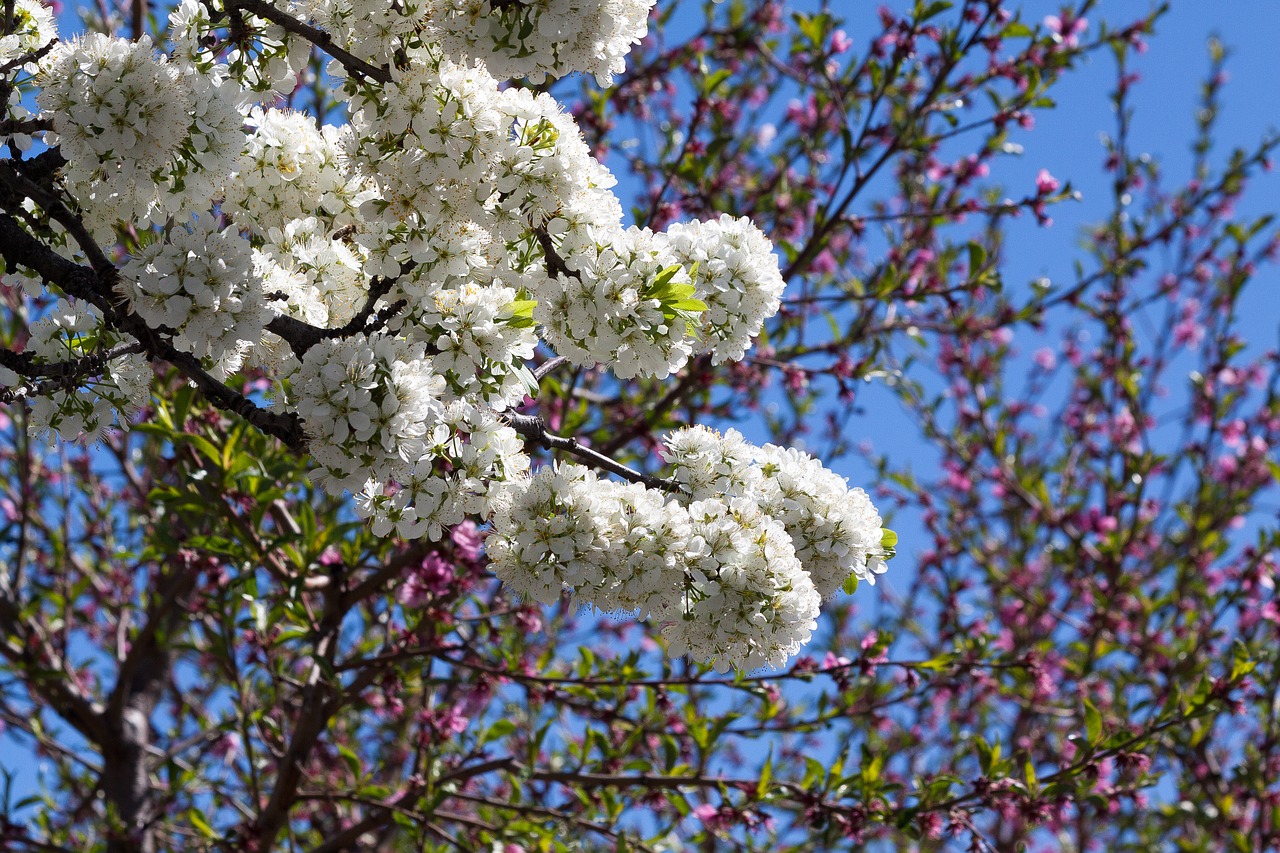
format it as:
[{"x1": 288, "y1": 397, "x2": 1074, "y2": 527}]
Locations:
[
  {"x1": 257, "y1": 218, "x2": 369, "y2": 329},
  {"x1": 0, "y1": 0, "x2": 55, "y2": 67},
  {"x1": 661, "y1": 215, "x2": 788, "y2": 365},
  {"x1": 664, "y1": 426, "x2": 890, "y2": 597},
  {"x1": 417, "y1": 281, "x2": 538, "y2": 406},
  {"x1": 0, "y1": 0, "x2": 55, "y2": 153},
  {"x1": 664, "y1": 498, "x2": 820, "y2": 672},
  {"x1": 225, "y1": 109, "x2": 366, "y2": 237},
  {"x1": 488, "y1": 427, "x2": 891, "y2": 671},
  {"x1": 490, "y1": 464, "x2": 697, "y2": 619},
  {"x1": 294, "y1": 332, "x2": 446, "y2": 494},
  {"x1": 422, "y1": 0, "x2": 655, "y2": 85},
  {"x1": 0, "y1": 0, "x2": 53, "y2": 152},
  {"x1": 169, "y1": 0, "x2": 310, "y2": 94},
  {"x1": 355, "y1": 403, "x2": 529, "y2": 540},
  {"x1": 535, "y1": 225, "x2": 698, "y2": 380},
  {"x1": 119, "y1": 216, "x2": 269, "y2": 377},
  {"x1": 8, "y1": 0, "x2": 892, "y2": 669},
  {"x1": 295, "y1": 0, "x2": 425, "y2": 68},
  {"x1": 35, "y1": 33, "x2": 244, "y2": 236},
  {"x1": 2, "y1": 301, "x2": 151, "y2": 442}
]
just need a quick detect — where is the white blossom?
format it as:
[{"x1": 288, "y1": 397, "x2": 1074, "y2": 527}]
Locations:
[
  {"x1": 295, "y1": 0, "x2": 425, "y2": 67},
  {"x1": 0, "y1": 0, "x2": 57, "y2": 68},
  {"x1": 662, "y1": 426, "x2": 891, "y2": 598},
  {"x1": 425, "y1": 0, "x2": 655, "y2": 85},
  {"x1": 535, "y1": 224, "x2": 697, "y2": 380},
  {"x1": 119, "y1": 216, "x2": 268, "y2": 376},
  {"x1": 37, "y1": 34, "x2": 193, "y2": 233},
  {"x1": 661, "y1": 425, "x2": 762, "y2": 501},
  {"x1": 353, "y1": 402, "x2": 528, "y2": 540},
  {"x1": 487, "y1": 463, "x2": 625, "y2": 605},
  {"x1": 23, "y1": 300, "x2": 149, "y2": 442},
  {"x1": 590, "y1": 482, "x2": 692, "y2": 620},
  {"x1": 660, "y1": 215, "x2": 786, "y2": 364},
  {"x1": 660, "y1": 497, "x2": 820, "y2": 673},
  {"x1": 753, "y1": 444, "x2": 890, "y2": 596},
  {"x1": 294, "y1": 332, "x2": 446, "y2": 494},
  {"x1": 226, "y1": 108, "x2": 364, "y2": 236}
]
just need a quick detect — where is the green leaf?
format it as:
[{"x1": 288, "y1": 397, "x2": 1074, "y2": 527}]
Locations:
[
  {"x1": 841, "y1": 575, "x2": 859, "y2": 595},
  {"x1": 1230, "y1": 640, "x2": 1257, "y2": 681},
  {"x1": 919, "y1": 1, "x2": 952, "y2": 21},
  {"x1": 337, "y1": 743, "x2": 362, "y2": 779},
  {"x1": 668, "y1": 298, "x2": 708, "y2": 314},
  {"x1": 701, "y1": 68, "x2": 732, "y2": 96},
  {"x1": 1084, "y1": 699, "x2": 1102, "y2": 745},
  {"x1": 967, "y1": 242, "x2": 986, "y2": 276},
  {"x1": 916, "y1": 654, "x2": 954, "y2": 672},
  {"x1": 483, "y1": 719, "x2": 517, "y2": 745},
  {"x1": 976, "y1": 737, "x2": 1000, "y2": 775},
  {"x1": 504, "y1": 298, "x2": 538, "y2": 319},
  {"x1": 802, "y1": 756, "x2": 826, "y2": 788},
  {"x1": 861, "y1": 745, "x2": 884, "y2": 784},
  {"x1": 757, "y1": 749, "x2": 773, "y2": 798},
  {"x1": 189, "y1": 809, "x2": 218, "y2": 839}
]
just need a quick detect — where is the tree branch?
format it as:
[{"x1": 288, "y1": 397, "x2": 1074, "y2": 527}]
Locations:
[
  {"x1": 251, "y1": 567, "x2": 348, "y2": 846},
  {"x1": 266, "y1": 269, "x2": 405, "y2": 357},
  {"x1": 0, "y1": 588, "x2": 107, "y2": 744},
  {"x1": 500, "y1": 412, "x2": 683, "y2": 492},
  {"x1": 224, "y1": 0, "x2": 391, "y2": 83},
  {"x1": 0, "y1": 211, "x2": 309, "y2": 448},
  {"x1": 0, "y1": 341, "x2": 145, "y2": 381}
]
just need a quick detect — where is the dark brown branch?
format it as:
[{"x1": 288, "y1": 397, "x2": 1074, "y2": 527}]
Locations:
[
  {"x1": 0, "y1": 342, "x2": 145, "y2": 381},
  {"x1": 0, "y1": 211, "x2": 308, "y2": 448},
  {"x1": 532, "y1": 355, "x2": 569, "y2": 380},
  {"x1": 251, "y1": 566, "x2": 348, "y2": 846},
  {"x1": 0, "y1": 159, "x2": 116, "y2": 281},
  {"x1": 533, "y1": 227, "x2": 580, "y2": 281},
  {"x1": 0, "y1": 38, "x2": 57, "y2": 76},
  {"x1": 267, "y1": 269, "x2": 405, "y2": 356},
  {"x1": 0, "y1": 592, "x2": 107, "y2": 744},
  {"x1": 224, "y1": 0, "x2": 391, "y2": 83},
  {"x1": 99, "y1": 555, "x2": 202, "y2": 853},
  {"x1": 500, "y1": 412, "x2": 683, "y2": 492},
  {"x1": 14, "y1": 146, "x2": 66, "y2": 185},
  {"x1": 0, "y1": 117, "x2": 51, "y2": 137}
]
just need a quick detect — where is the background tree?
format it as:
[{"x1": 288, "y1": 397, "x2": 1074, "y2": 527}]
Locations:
[{"x1": 1, "y1": 1, "x2": 1277, "y2": 852}]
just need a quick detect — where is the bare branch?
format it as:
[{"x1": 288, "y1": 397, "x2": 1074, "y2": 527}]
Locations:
[{"x1": 501, "y1": 412, "x2": 684, "y2": 492}]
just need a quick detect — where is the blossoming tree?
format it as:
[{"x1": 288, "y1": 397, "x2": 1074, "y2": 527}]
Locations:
[{"x1": 1, "y1": 0, "x2": 1277, "y2": 850}]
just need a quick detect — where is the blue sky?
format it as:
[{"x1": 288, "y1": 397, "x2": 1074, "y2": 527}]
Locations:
[{"x1": 829, "y1": 1, "x2": 1280, "y2": 509}]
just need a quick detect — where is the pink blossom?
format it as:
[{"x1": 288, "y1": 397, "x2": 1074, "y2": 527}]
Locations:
[
  {"x1": 436, "y1": 705, "x2": 469, "y2": 735},
  {"x1": 822, "y1": 651, "x2": 852, "y2": 670},
  {"x1": 1045, "y1": 13, "x2": 1088, "y2": 48},
  {"x1": 451, "y1": 521, "x2": 483, "y2": 560},
  {"x1": 1173, "y1": 317, "x2": 1205, "y2": 347},
  {"x1": 1036, "y1": 168, "x2": 1061, "y2": 194}
]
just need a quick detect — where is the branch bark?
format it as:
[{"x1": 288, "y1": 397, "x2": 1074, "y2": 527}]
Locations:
[
  {"x1": 0, "y1": 209, "x2": 309, "y2": 448},
  {"x1": 500, "y1": 412, "x2": 684, "y2": 492}
]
